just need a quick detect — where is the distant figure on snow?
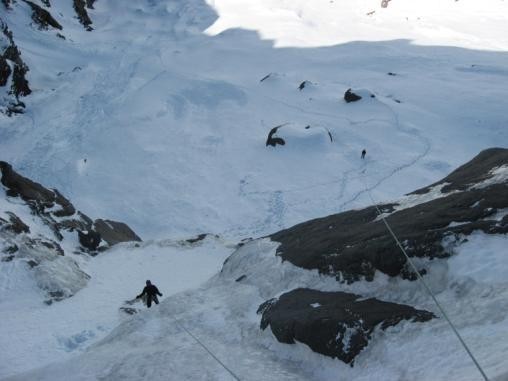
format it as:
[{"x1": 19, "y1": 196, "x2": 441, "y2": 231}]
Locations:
[
  {"x1": 361, "y1": 149, "x2": 366, "y2": 159},
  {"x1": 136, "y1": 280, "x2": 163, "y2": 308}
]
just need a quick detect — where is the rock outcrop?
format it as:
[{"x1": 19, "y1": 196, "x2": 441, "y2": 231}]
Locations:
[
  {"x1": 258, "y1": 288, "x2": 434, "y2": 364},
  {"x1": 270, "y1": 148, "x2": 508, "y2": 284},
  {"x1": 1, "y1": 161, "x2": 141, "y2": 301},
  {"x1": 344, "y1": 88, "x2": 362, "y2": 103},
  {"x1": 24, "y1": 1, "x2": 62, "y2": 30},
  {"x1": 73, "y1": 0, "x2": 94, "y2": 31},
  {"x1": 266, "y1": 124, "x2": 333, "y2": 149},
  {"x1": 0, "y1": 161, "x2": 141, "y2": 252},
  {"x1": 0, "y1": 20, "x2": 31, "y2": 115},
  {"x1": 93, "y1": 219, "x2": 141, "y2": 246}
]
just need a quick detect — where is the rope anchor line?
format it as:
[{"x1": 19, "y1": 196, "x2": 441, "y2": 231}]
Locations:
[
  {"x1": 170, "y1": 315, "x2": 241, "y2": 381},
  {"x1": 363, "y1": 178, "x2": 489, "y2": 381}
]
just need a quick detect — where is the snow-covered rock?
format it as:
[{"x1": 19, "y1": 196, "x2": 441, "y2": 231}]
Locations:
[
  {"x1": 258, "y1": 288, "x2": 434, "y2": 365},
  {"x1": 0, "y1": 161, "x2": 141, "y2": 302},
  {"x1": 265, "y1": 123, "x2": 333, "y2": 149},
  {"x1": 271, "y1": 148, "x2": 508, "y2": 283}
]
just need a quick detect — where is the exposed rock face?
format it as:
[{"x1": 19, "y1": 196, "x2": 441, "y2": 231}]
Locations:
[
  {"x1": 93, "y1": 219, "x2": 141, "y2": 246},
  {"x1": 344, "y1": 88, "x2": 362, "y2": 103},
  {"x1": 270, "y1": 148, "x2": 508, "y2": 283},
  {"x1": 258, "y1": 288, "x2": 435, "y2": 364},
  {"x1": 0, "y1": 20, "x2": 31, "y2": 114},
  {"x1": 73, "y1": 0, "x2": 93, "y2": 31},
  {"x1": 78, "y1": 229, "x2": 101, "y2": 251},
  {"x1": 266, "y1": 126, "x2": 285, "y2": 147},
  {"x1": 1, "y1": 161, "x2": 141, "y2": 302},
  {"x1": 0, "y1": 55, "x2": 11, "y2": 86},
  {"x1": 1, "y1": 0, "x2": 13, "y2": 9},
  {"x1": 0, "y1": 212, "x2": 30, "y2": 234},
  {"x1": 24, "y1": 1, "x2": 62, "y2": 30},
  {"x1": 0, "y1": 161, "x2": 75, "y2": 217},
  {"x1": 0, "y1": 161, "x2": 141, "y2": 251}
]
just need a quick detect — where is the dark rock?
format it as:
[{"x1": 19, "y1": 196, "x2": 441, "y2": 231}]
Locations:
[
  {"x1": 58, "y1": 211, "x2": 92, "y2": 232},
  {"x1": 11, "y1": 64, "x2": 30, "y2": 96},
  {"x1": 235, "y1": 274, "x2": 247, "y2": 282},
  {"x1": 2, "y1": 254, "x2": 14, "y2": 262},
  {"x1": 41, "y1": 0, "x2": 50, "y2": 6},
  {"x1": 344, "y1": 88, "x2": 362, "y2": 103},
  {"x1": 27, "y1": 259, "x2": 38, "y2": 267},
  {"x1": 86, "y1": 0, "x2": 96, "y2": 9},
  {"x1": 258, "y1": 288, "x2": 434, "y2": 364},
  {"x1": 259, "y1": 73, "x2": 271, "y2": 82},
  {"x1": 186, "y1": 233, "x2": 208, "y2": 244},
  {"x1": 0, "y1": 161, "x2": 74, "y2": 216},
  {"x1": 78, "y1": 229, "x2": 101, "y2": 251},
  {"x1": 24, "y1": 237, "x2": 64, "y2": 256},
  {"x1": 1, "y1": 21, "x2": 31, "y2": 105},
  {"x1": 38, "y1": 238, "x2": 64, "y2": 255},
  {"x1": 412, "y1": 147, "x2": 508, "y2": 193},
  {"x1": 387, "y1": 72, "x2": 397, "y2": 76},
  {"x1": 2, "y1": 212, "x2": 30, "y2": 234},
  {"x1": 93, "y1": 219, "x2": 141, "y2": 246},
  {"x1": 1, "y1": 162, "x2": 140, "y2": 252},
  {"x1": 0, "y1": 55, "x2": 11, "y2": 86},
  {"x1": 3, "y1": 244, "x2": 18, "y2": 254},
  {"x1": 73, "y1": 0, "x2": 93, "y2": 31},
  {"x1": 24, "y1": 1, "x2": 62, "y2": 30},
  {"x1": 266, "y1": 126, "x2": 286, "y2": 147},
  {"x1": 298, "y1": 81, "x2": 310, "y2": 91},
  {"x1": 270, "y1": 148, "x2": 508, "y2": 283},
  {"x1": 1, "y1": 0, "x2": 13, "y2": 9}
]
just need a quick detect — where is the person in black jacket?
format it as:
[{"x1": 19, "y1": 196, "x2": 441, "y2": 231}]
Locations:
[{"x1": 136, "y1": 280, "x2": 163, "y2": 308}]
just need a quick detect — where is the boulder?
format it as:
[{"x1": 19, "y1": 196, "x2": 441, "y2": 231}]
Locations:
[
  {"x1": 266, "y1": 124, "x2": 332, "y2": 149},
  {"x1": 266, "y1": 126, "x2": 285, "y2": 147},
  {"x1": 344, "y1": 88, "x2": 362, "y2": 103},
  {"x1": 93, "y1": 219, "x2": 141, "y2": 246},
  {"x1": 258, "y1": 288, "x2": 434, "y2": 364},
  {"x1": 24, "y1": 1, "x2": 62, "y2": 30},
  {"x1": 270, "y1": 148, "x2": 508, "y2": 283},
  {"x1": 78, "y1": 229, "x2": 101, "y2": 251}
]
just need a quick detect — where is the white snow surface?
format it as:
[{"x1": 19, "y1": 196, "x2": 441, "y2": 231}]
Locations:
[{"x1": 1, "y1": 0, "x2": 508, "y2": 380}]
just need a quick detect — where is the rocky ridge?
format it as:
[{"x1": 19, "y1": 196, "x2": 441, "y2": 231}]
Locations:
[
  {"x1": 0, "y1": 161, "x2": 141, "y2": 302},
  {"x1": 252, "y1": 148, "x2": 508, "y2": 363}
]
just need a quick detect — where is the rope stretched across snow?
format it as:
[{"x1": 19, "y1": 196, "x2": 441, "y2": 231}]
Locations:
[
  {"x1": 169, "y1": 314, "x2": 242, "y2": 381},
  {"x1": 362, "y1": 172, "x2": 490, "y2": 381}
]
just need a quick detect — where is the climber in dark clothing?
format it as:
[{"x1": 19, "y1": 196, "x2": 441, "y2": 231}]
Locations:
[{"x1": 136, "y1": 280, "x2": 163, "y2": 308}]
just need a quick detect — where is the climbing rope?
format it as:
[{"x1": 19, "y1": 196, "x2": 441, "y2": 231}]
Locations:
[
  {"x1": 169, "y1": 314, "x2": 242, "y2": 381},
  {"x1": 363, "y1": 177, "x2": 489, "y2": 381}
]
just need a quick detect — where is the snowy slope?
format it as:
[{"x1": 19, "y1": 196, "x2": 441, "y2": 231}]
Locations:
[
  {"x1": 1, "y1": 0, "x2": 508, "y2": 380},
  {"x1": 0, "y1": 0, "x2": 507, "y2": 240}
]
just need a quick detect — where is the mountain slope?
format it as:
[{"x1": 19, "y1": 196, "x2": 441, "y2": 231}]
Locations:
[
  {"x1": 1, "y1": 0, "x2": 508, "y2": 380},
  {"x1": 1, "y1": 0, "x2": 507, "y2": 240},
  {"x1": 5, "y1": 148, "x2": 508, "y2": 381}
]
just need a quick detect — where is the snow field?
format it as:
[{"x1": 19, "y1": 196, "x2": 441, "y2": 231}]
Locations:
[
  {"x1": 1, "y1": 0, "x2": 508, "y2": 379},
  {"x1": 0, "y1": 237, "x2": 233, "y2": 378}
]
